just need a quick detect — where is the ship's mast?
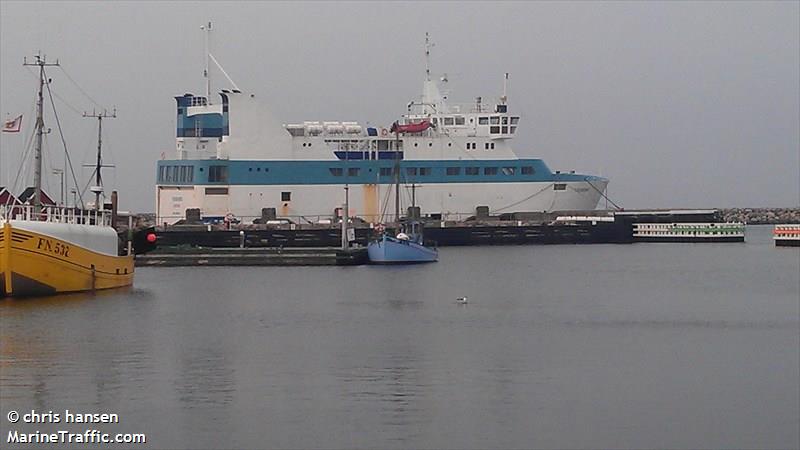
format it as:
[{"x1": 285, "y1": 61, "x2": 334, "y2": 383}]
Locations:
[
  {"x1": 23, "y1": 54, "x2": 59, "y2": 214},
  {"x1": 201, "y1": 21, "x2": 212, "y2": 102},
  {"x1": 83, "y1": 109, "x2": 116, "y2": 210}
]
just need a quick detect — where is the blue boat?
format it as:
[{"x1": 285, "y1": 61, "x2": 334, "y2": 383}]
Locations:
[{"x1": 367, "y1": 230, "x2": 438, "y2": 264}]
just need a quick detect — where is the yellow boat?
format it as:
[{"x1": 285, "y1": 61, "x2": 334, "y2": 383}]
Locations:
[
  {"x1": 1, "y1": 207, "x2": 134, "y2": 297},
  {"x1": 1, "y1": 54, "x2": 135, "y2": 297}
]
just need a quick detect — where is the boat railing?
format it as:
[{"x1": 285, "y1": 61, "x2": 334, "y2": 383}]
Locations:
[{"x1": 0, "y1": 204, "x2": 112, "y2": 227}]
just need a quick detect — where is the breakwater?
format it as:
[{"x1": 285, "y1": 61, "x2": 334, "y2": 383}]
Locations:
[{"x1": 719, "y1": 208, "x2": 800, "y2": 224}]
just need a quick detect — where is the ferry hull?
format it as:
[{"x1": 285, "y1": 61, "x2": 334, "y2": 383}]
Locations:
[
  {"x1": 775, "y1": 239, "x2": 800, "y2": 247},
  {"x1": 0, "y1": 222, "x2": 134, "y2": 297},
  {"x1": 157, "y1": 179, "x2": 608, "y2": 224}
]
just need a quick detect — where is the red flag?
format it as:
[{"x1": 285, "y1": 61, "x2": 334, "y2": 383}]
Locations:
[{"x1": 2, "y1": 114, "x2": 22, "y2": 133}]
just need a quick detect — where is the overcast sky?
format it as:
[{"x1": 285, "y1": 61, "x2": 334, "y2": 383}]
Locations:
[{"x1": 1, "y1": 1, "x2": 798, "y2": 212}]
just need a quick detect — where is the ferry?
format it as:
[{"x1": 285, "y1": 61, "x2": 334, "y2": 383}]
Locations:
[
  {"x1": 773, "y1": 224, "x2": 800, "y2": 247},
  {"x1": 633, "y1": 222, "x2": 745, "y2": 243},
  {"x1": 156, "y1": 31, "x2": 609, "y2": 225}
]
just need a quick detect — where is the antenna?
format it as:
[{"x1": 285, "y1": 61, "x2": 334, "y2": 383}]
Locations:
[
  {"x1": 23, "y1": 53, "x2": 59, "y2": 213},
  {"x1": 424, "y1": 32, "x2": 434, "y2": 82},
  {"x1": 501, "y1": 73, "x2": 509, "y2": 104},
  {"x1": 201, "y1": 21, "x2": 212, "y2": 102},
  {"x1": 82, "y1": 108, "x2": 116, "y2": 210}
]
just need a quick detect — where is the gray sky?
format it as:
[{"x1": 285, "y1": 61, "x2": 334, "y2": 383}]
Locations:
[{"x1": 1, "y1": 1, "x2": 798, "y2": 212}]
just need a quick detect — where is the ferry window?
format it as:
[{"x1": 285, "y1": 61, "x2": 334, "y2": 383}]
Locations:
[
  {"x1": 428, "y1": 142, "x2": 432, "y2": 147},
  {"x1": 406, "y1": 167, "x2": 418, "y2": 176},
  {"x1": 554, "y1": 184, "x2": 567, "y2": 191},
  {"x1": 378, "y1": 140, "x2": 389, "y2": 151},
  {"x1": 502, "y1": 126, "x2": 508, "y2": 134},
  {"x1": 414, "y1": 143, "x2": 418, "y2": 147},
  {"x1": 348, "y1": 168, "x2": 360, "y2": 176},
  {"x1": 443, "y1": 117, "x2": 455, "y2": 126},
  {"x1": 490, "y1": 117, "x2": 500, "y2": 125},
  {"x1": 446, "y1": 167, "x2": 461, "y2": 175},
  {"x1": 205, "y1": 187, "x2": 228, "y2": 195},
  {"x1": 484, "y1": 167, "x2": 498, "y2": 175},
  {"x1": 432, "y1": 118, "x2": 438, "y2": 126},
  {"x1": 511, "y1": 117, "x2": 520, "y2": 125},
  {"x1": 281, "y1": 192, "x2": 291, "y2": 202},
  {"x1": 490, "y1": 143, "x2": 495, "y2": 149},
  {"x1": 379, "y1": 167, "x2": 393, "y2": 176},
  {"x1": 490, "y1": 126, "x2": 500, "y2": 134},
  {"x1": 466, "y1": 167, "x2": 480, "y2": 175},
  {"x1": 502, "y1": 167, "x2": 515, "y2": 175},
  {"x1": 329, "y1": 168, "x2": 343, "y2": 176},
  {"x1": 502, "y1": 117, "x2": 508, "y2": 125},
  {"x1": 420, "y1": 167, "x2": 432, "y2": 176},
  {"x1": 187, "y1": 166, "x2": 194, "y2": 182},
  {"x1": 208, "y1": 165, "x2": 228, "y2": 183},
  {"x1": 455, "y1": 116, "x2": 465, "y2": 125},
  {"x1": 158, "y1": 166, "x2": 166, "y2": 182},
  {"x1": 478, "y1": 117, "x2": 489, "y2": 125},
  {"x1": 521, "y1": 166, "x2": 535, "y2": 175},
  {"x1": 484, "y1": 143, "x2": 490, "y2": 150},
  {"x1": 510, "y1": 126, "x2": 517, "y2": 134},
  {"x1": 249, "y1": 167, "x2": 253, "y2": 172}
]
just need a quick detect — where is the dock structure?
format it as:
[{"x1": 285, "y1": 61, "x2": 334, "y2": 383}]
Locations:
[
  {"x1": 133, "y1": 208, "x2": 759, "y2": 266},
  {"x1": 135, "y1": 247, "x2": 368, "y2": 267}
]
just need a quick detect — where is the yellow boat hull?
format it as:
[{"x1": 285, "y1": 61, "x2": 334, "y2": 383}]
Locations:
[{"x1": 0, "y1": 222, "x2": 133, "y2": 297}]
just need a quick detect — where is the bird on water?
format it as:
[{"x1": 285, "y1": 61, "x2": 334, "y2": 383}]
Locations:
[{"x1": 456, "y1": 296, "x2": 468, "y2": 305}]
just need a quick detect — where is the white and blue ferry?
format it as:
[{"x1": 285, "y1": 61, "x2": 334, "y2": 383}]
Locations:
[{"x1": 156, "y1": 34, "x2": 608, "y2": 224}]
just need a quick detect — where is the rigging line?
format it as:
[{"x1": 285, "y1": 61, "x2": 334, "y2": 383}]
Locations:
[
  {"x1": 583, "y1": 177, "x2": 621, "y2": 210},
  {"x1": 5, "y1": 124, "x2": 36, "y2": 206},
  {"x1": 23, "y1": 66, "x2": 83, "y2": 116},
  {"x1": 490, "y1": 182, "x2": 554, "y2": 214},
  {"x1": 58, "y1": 64, "x2": 105, "y2": 110},
  {"x1": 4, "y1": 98, "x2": 37, "y2": 191},
  {"x1": 43, "y1": 67, "x2": 85, "y2": 209}
]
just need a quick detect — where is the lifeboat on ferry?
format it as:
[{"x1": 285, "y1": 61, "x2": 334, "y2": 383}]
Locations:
[{"x1": 390, "y1": 119, "x2": 432, "y2": 134}]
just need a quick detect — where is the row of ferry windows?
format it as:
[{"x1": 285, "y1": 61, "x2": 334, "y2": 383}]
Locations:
[
  {"x1": 467, "y1": 142, "x2": 496, "y2": 150},
  {"x1": 162, "y1": 164, "x2": 538, "y2": 183},
  {"x1": 159, "y1": 165, "x2": 195, "y2": 183},
  {"x1": 329, "y1": 166, "x2": 536, "y2": 177},
  {"x1": 429, "y1": 116, "x2": 520, "y2": 127}
]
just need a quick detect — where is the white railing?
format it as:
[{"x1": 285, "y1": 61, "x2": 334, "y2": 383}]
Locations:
[{"x1": 0, "y1": 204, "x2": 112, "y2": 227}]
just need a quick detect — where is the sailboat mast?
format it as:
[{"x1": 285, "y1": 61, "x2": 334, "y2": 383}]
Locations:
[
  {"x1": 24, "y1": 54, "x2": 59, "y2": 214},
  {"x1": 394, "y1": 131, "x2": 401, "y2": 222}
]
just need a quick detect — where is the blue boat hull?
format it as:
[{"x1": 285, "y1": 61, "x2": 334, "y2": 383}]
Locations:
[{"x1": 367, "y1": 236, "x2": 438, "y2": 264}]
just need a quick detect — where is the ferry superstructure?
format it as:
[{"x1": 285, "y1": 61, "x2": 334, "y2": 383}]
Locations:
[{"x1": 156, "y1": 34, "x2": 608, "y2": 224}]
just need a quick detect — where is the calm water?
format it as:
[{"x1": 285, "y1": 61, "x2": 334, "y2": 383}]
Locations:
[{"x1": 1, "y1": 225, "x2": 798, "y2": 449}]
